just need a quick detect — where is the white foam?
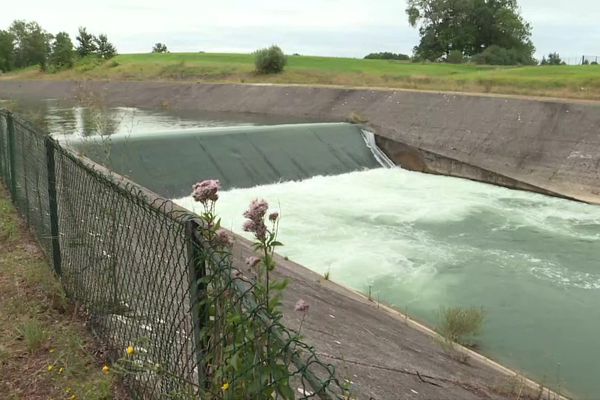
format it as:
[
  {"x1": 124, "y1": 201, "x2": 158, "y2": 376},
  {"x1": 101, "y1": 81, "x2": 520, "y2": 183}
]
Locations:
[{"x1": 175, "y1": 168, "x2": 600, "y2": 294}]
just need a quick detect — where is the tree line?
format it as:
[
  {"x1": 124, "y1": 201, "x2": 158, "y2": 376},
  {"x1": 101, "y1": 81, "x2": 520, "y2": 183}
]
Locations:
[
  {"x1": 366, "y1": 0, "x2": 595, "y2": 66},
  {"x1": 0, "y1": 21, "x2": 116, "y2": 73}
]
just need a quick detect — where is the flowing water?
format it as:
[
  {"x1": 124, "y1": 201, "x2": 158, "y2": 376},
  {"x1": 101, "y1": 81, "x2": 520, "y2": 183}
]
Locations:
[
  {"x1": 4, "y1": 100, "x2": 600, "y2": 397},
  {"x1": 176, "y1": 168, "x2": 600, "y2": 398}
]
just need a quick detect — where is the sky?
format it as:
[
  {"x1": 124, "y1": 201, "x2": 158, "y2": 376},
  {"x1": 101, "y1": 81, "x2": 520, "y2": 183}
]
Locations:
[{"x1": 2, "y1": 0, "x2": 599, "y2": 62}]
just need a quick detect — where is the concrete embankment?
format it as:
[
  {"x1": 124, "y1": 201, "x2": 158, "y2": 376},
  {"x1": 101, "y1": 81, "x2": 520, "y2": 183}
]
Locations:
[{"x1": 1, "y1": 80, "x2": 599, "y2": 203}]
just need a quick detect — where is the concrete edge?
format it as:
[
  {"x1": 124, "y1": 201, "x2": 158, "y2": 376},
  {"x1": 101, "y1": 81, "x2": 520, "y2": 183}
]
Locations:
[
  {"x1": 373, "y1": 134, "x2": 590, "y2": 205},
  {"x1": 4, "y1": 77, "x2": 600, "y2": 106},
  {"x1": 308, "y1": 272, "x2": 570, "y2": 400}
]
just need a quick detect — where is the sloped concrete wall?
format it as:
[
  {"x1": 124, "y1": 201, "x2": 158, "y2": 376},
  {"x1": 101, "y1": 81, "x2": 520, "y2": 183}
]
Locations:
[{"x1": 2, "y1": 80, "x2": 599, "y2": 203}]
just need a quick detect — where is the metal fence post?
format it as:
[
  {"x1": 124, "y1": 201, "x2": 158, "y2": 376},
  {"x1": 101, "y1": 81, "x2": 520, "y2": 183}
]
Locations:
[
  {"x1": 6, "y1": 113, "x2": 17, "y2": 198},
  {"x1": 0, "y1": 112, "x2": 5, "y2": 181},
  {"x1": 185, "y1": 219, "x2": 208, "y2": 391},
  {"x1": 45, "y1": 137, "x2": 62, "y2": 276}
]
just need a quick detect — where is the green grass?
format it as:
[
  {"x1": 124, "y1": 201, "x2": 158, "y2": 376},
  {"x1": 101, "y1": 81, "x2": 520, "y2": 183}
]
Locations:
[
  {"x1": 4, "y1": 52, "x2": 600, "y2": 100},
  {"x1": 0, "y1": 185, "x2": 125, "y2": 399}
]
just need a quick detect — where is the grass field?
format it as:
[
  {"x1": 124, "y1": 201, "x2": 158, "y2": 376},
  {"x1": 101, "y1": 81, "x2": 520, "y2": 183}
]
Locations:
[
  {"x1": 4, "y1": 52, "x2": 600, "y2": 100},
  {"x1": 0, "y1": 185, "x2": 126, "y2": 399}
]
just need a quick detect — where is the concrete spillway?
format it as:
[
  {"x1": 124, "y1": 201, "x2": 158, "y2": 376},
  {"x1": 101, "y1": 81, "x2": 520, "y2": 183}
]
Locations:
[{"x1": 63, "y1": 123, "x2": 383, "y2": 198}]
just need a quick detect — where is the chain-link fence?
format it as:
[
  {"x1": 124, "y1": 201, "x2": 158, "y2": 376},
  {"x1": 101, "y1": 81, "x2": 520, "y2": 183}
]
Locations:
[
  {"x1": 0, "y1": 109, "x2": 347, "y2": 399},
  {"x1": 559, "y1": 55, "x2": 600, "y2": 65}
]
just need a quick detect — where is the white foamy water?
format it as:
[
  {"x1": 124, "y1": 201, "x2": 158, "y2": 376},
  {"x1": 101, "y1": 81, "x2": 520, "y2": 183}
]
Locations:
[{"x1": 175, "y1": 167, "x2": 600, "y2": 398}]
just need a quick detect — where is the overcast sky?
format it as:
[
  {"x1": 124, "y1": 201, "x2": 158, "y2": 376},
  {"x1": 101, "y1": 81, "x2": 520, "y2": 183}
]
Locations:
[{"x1": 2, "y1": 0, "x2": 599, "y2": 62}]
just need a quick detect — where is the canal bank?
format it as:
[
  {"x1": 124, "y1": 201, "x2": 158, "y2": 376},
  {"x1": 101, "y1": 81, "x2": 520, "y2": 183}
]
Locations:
[{"x1": 0, "y1": 83, "x2": 583, "y2": 398}]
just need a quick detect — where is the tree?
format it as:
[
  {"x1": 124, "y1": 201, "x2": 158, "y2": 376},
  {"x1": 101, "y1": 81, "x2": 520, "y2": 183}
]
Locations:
[
  {"x1": 49, "y1": 32, "x2": 74, "y2": 70},
  {"x1": 152, "y1": 43, "x2": 168, "y2": 53},
  {"x1": 76, "y1": 27, "x2": 97, "y2": 57},
  {"x1": 95, "y1": 34, "x2": 117, "y2": 59},
  {"x1": 544, "y1": 52, "x2": 563, "y2": 65},
  {"x1": 406, "y1": 0, "x2": 535, "y2": 64},
  {"x1": 0, "y1": 30, "x2": 15, "y2": 72},
  {"x1": 9, "y1": 20, "x2": 52, "y2": 70}
]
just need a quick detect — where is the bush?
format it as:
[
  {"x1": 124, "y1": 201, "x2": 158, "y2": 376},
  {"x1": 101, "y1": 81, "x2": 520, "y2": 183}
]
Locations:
[
  {"x1": 540, "y1": 52, "x2": 563, "y2": 66},
  {"x1": 446, "y1": 50, "x2": 464, "y2": 64},
  {"x1": 364, "y1": 52, "x2": 410, "y2": 61},
  {"x1": 437, "y1": 306, "x2": 485, "y2": 347},
  {"x1": 254, "y1": 45, "x2": 287, "y2": 74},
  {"x1": 472, "y1": 45, "x2": 536, "y2": 65}
]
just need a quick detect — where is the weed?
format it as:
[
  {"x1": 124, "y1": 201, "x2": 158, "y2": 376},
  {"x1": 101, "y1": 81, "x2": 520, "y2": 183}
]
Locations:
[
  {"x1": 0, "y1": 217, "x2": 17, "y2": 242},
  {"x1": 17, "y1": 319, "x2": 49, "y2": 353},
  {"x1": 437, "y1": 306, "x2": 485, "y2": 348},
  {"x1": 347, "y1": 112, "x2": 369, "y2": 124},
  {"x1": 323, "y1": 269, "x2": 331, "y2": 280}
]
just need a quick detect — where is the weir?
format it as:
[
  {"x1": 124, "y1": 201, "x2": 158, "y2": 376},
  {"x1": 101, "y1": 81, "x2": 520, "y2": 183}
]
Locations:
[{"x1": 64, "y1": 123, "x2": 385, "y2": 198}]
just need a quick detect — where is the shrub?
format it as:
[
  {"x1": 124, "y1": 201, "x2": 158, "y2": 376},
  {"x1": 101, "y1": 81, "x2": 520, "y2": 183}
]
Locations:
[
  {"x1": 437, "y1": 306, "x2": 485, "y2": 347},
  {"x1": 446, "y1": 50, "x2": 464, "y2": 64},
  {"x1": 472, "y1": 45, "x2": 536, "y2": 65},
  {"x1": 540, "y1": 52, "x2": 563, "y2": 66},
  {"x1": 364, "y1": 52, "x2": 410, "y2": 61},
  {"x1": 152, "y1": 43, "x2": 168, "y2": 53},
  {"x1": 254, "y1": 45, "x2": 287, "y2": 74}
]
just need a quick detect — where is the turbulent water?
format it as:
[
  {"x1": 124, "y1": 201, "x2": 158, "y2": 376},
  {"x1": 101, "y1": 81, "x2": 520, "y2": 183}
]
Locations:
[{"x1": 176, "y1": 168, "x2": 600, "y2": 398}]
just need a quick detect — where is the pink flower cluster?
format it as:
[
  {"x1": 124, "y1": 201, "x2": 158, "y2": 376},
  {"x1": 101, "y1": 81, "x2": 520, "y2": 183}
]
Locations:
[
  {"x1": 294, "y1": 299, "x2": 309, "y2": 313},
  {"x1": 192, "y1": 180, "x2": 221, "y2": 204},
  {"x1": 214, "y1": 230, "x2": 233, "y2": 248},
  {"x1": 242, "y1": 199, "x2": 269, "y2": 241}
]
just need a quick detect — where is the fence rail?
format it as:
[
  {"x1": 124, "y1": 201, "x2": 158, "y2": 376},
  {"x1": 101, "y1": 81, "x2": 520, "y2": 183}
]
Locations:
[{"x1": 0, "y1": 109, "x2": 346, "y2": 399}]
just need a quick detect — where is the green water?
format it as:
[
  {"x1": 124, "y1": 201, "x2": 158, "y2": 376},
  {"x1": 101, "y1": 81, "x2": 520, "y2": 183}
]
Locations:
[{"x1": 177, "y1": 168, "x2": 600, "y2": 398}]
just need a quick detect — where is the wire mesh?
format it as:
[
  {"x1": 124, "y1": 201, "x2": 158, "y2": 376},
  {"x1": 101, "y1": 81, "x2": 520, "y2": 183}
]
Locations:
[{"x1": 0, "y1": 109, "x2": 347, "y2": 400}]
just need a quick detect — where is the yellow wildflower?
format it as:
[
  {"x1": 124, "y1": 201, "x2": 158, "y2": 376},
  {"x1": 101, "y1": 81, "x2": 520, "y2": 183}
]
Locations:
[
  {"x1": 70, "y1": 395, "x2": 76, "y2": 400},
  {"x1": 221, "y1": 382, "x2": 230, "y2": 391},
  {"x1": 126, "y1": 346, "x2": 135, "y2": 356},
  {"x1": 47, "y1": 365, "x2": 54, "y2": 372},
  {"x1": 59, "y1": 367, "x2": 64, "y2": 374},
  {"x1": 102, "y1": 365, "x2": 110, "y2": 375}
]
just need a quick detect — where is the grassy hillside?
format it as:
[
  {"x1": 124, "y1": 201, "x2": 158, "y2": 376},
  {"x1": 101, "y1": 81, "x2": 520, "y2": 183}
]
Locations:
[{"x1": 4, "y1": 52, "x2": 600, "y2": 100}]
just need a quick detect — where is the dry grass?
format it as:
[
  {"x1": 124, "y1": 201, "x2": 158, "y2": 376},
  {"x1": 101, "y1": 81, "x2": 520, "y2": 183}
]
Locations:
[{"x1": 0, "y1": 185, "x2": 127, "y2": 400}]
